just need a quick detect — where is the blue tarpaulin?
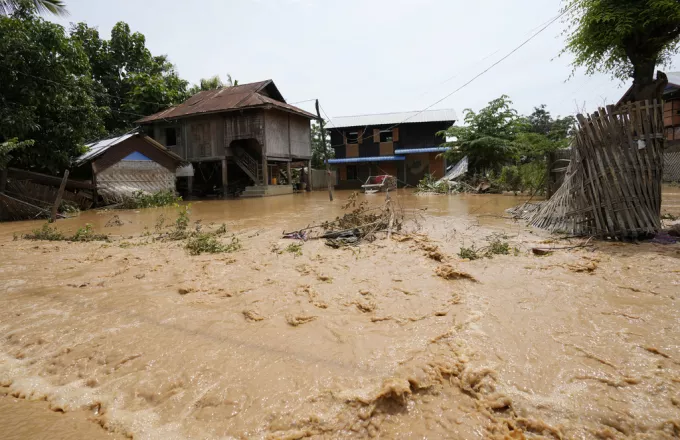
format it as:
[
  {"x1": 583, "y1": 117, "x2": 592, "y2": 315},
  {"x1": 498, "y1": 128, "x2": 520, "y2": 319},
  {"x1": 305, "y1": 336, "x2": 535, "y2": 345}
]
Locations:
[
  {"x1": 327, "y1": 155, "x2": 406, "y2": 164},
  {"x1": 393, "y1": 147, "x2": 450, "y2": 154}
]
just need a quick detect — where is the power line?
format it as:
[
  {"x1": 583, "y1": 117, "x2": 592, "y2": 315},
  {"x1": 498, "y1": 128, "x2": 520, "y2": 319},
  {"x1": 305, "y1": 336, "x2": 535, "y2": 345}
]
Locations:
[{"x1": 322, "y1": 3, "x2": 576, "y2": 149}]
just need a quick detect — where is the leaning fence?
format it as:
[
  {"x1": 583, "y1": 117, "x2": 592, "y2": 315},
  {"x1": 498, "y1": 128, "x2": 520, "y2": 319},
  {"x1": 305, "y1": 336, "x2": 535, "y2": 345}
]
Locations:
[{"x1": 518, "y1": 100, "x2": 664, "y2": 240}]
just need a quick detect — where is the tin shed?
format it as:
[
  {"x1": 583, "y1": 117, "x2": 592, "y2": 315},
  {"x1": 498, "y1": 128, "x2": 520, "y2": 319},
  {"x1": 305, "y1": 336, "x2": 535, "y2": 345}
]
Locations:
[{"x1": 74, "y1": 132, "x2": 184, "y2": 204}]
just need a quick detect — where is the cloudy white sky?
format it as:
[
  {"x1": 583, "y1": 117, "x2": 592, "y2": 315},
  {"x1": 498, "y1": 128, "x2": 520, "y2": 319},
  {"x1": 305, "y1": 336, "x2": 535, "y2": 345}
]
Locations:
[{"x1": 52, "y1": 0, "x2": 679, "y2": 121}]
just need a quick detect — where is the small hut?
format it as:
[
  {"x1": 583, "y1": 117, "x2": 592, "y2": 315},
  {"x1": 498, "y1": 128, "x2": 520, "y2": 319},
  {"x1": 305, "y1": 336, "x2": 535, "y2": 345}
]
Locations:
[{"x1": 74, "y1": 131, "x2": 184, "y2": 204}]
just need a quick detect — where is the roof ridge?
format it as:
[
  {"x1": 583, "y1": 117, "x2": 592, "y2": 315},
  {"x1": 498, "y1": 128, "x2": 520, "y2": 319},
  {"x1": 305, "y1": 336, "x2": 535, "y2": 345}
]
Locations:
[{"x1": 332, "y1": 108, "x2": 456, "y2": 119}]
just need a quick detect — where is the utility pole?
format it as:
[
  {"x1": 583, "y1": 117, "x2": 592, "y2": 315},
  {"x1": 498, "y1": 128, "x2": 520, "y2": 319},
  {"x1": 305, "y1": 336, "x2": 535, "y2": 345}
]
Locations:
[{"x1": 315, "y1": 99, "x2": 333, "y2": 202}]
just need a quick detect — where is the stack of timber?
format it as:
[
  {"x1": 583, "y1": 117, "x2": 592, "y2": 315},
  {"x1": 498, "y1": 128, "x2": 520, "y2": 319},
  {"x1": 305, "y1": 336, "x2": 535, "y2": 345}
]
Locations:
[{"x1": 517, "y1": 100, "x2": 664, "y2": 239}]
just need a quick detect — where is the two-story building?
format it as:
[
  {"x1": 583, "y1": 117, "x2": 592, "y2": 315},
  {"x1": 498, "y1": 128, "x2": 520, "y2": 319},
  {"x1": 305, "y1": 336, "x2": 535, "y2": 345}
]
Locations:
[
  {"x1": 325, "y1": 109, "x2": 456, "y2": 189},
  {"x1": 137, "y1": 80, "x2": 315, "y2": 197}
]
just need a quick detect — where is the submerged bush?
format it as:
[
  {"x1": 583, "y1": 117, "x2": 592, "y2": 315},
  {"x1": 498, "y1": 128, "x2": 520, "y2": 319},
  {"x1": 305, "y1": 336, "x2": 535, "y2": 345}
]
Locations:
[
  {"x1": 24, "y1": 223, "x2": 108, "y2": 242},
  {"x1": 119, "y1": 190, "x2": 182, "y2": 209},
  {"x1": 24, "y1": 223, "x2": 66, "y2": 241},
  {"x1": 493, "y1": 162, "x2": 546, "y2": 194},
  {"x1": 71, "y1": 224, "x2": 109, "y2": 242},
  {"x1": 416, "y1": 173, "x2": 449, "y2": 194},
  {"x1": 186, "y1": 234, "x2": 241, "y2": 255}
]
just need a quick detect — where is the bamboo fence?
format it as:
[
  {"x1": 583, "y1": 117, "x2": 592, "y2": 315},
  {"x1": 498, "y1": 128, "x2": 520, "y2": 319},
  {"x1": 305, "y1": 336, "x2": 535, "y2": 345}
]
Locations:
[{"x1": 519, "y1": 100, "x2": 664, "y2": 239}]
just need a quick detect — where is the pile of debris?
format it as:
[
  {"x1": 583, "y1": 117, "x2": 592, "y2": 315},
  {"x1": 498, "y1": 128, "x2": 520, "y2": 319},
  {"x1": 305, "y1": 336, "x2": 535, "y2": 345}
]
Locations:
[{"x1": 283, "y1": 192, "x2": 403, "y2": 247}]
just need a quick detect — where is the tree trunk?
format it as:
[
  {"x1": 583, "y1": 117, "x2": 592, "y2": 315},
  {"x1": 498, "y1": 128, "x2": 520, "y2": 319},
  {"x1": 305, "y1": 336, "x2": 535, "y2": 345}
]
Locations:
[{"x1": 625, "y1": 51, "x2": 668, "y2": 102}]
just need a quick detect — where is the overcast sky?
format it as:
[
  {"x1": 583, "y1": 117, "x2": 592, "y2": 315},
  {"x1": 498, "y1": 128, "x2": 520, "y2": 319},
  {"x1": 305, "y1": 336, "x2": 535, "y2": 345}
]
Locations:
[{"x1": 51, "y1": 0, "x2": 679, "y2": 122}]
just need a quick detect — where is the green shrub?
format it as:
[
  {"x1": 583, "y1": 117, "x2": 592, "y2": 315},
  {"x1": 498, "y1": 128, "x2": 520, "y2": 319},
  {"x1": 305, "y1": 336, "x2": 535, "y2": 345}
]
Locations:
[
  {"x1": 186, "y1": 234, "x2": 241, "y2": 255},
  {"x1": 285, "y1": 243, "x2": 303, "y2": 257},
  {"x1": 24, "y1": 223, "x2": 66, "y2": 241},
  {"x1": 71, "y1": 224, "x2": 109, "y2": 242},
  {"x1": 416, "y1": 173, "x2": 448, "y2": 194},
  {"x1": 119, "y1": 190, "x2": 182, "y2": 209},
  {"x1": 24, "y1": 223, "x2": 108, "y2": 242}
]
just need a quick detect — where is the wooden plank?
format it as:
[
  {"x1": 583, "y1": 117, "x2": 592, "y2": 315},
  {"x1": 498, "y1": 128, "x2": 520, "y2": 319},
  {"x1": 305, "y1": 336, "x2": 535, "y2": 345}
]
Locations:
[
  {"x1": 373, "y1": 129, "x2": 380, "y2": 143},
  {"x1": 8, "y1": 168, "x2": 95, "y2": 191},
  {"x1": 50, "y1": 170, "x2": 69, "y2": 223},
  {"x1": 392, "y1": 127, "x2": 399, "y2": 142}
]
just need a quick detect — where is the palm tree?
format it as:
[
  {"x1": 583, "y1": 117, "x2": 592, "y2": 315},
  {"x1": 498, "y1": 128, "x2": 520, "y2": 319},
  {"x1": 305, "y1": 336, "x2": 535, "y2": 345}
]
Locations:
[{"x1": 0, "y1": 0, "x2": 68, "y2": 16}]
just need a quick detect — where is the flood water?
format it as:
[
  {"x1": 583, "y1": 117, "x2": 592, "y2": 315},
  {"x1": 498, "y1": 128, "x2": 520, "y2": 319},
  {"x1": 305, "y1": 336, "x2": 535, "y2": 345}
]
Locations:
[
  {"x1": 0, "y1": 189, "x2": 536, "y2": 239},
  {"x1": 0, "y1": 187, "x2": 679, "y2": 439}
]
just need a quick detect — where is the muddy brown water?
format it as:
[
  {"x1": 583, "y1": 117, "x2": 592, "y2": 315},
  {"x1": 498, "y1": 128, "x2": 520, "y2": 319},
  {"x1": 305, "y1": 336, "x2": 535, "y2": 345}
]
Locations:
[{"x1": 0, "y1": 188, "x2": 679, "y2": 439}]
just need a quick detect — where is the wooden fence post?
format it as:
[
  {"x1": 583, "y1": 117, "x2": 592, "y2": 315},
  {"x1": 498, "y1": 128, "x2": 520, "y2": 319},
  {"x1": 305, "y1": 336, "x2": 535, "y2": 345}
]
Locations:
[{"x1": 50, "y1": 170, "x2": 69, "y2": 223}]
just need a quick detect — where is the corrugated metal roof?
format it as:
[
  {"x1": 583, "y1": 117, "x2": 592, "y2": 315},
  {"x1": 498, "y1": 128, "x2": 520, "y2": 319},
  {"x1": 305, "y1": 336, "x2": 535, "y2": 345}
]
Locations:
[
  {"x1": 394, "y1": 147, "x2": 450, "y2": 154},
  {"x1": 325, "y1": 109, "x2": 457, "y2": 129},
  {"x1": 74, "y1": 132, "x2": 184, "y2": 167},
  {"x1": 327, "y1": 156, "x2": 405, "y2": 164},
  {"x1": 137, "y1": 80, "x2": 316, "y2": 123},
  {"x1": 75, "y1": 133, "x2": 137, "y2": 165}
]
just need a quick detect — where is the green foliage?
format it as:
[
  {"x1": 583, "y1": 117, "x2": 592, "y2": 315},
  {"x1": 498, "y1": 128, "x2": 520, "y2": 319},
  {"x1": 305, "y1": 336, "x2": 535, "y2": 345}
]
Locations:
[
  {"x1": 166, "y1": 204, "x2": 191, "y2": 240},
  {"x1": 71, "y1": 223, "x2": 109, "y2": 242},
  {"x1": 458, "y1": 245, "x2": 481, "y2": 260},
  {"x1": 311, "y1": 121, "x2": 333, "y2": 169},
  {"x1": 561, "y1": 0, "x2": 680, "y2": 86},
  {"x1": 0, "y1": 138, "x2": 33, "y2": 168},
  {"x1": 0, "y1": 13, "x2": 105, "y2": 172},
  {"x1": 441, "y1": 96, "x2": 526, "y2": 174},
  {"x1": 416, "y1": 173, "x2": 448, "y2": 194},
  {"x1": 69, "y1": 21, "x2": 189, "y2": 134},
  {"x1": 442, "y1": 98, "x2": 574, "y2": 187},
  {"x1": 493, "y1": 162, "x2": 547, "y2": 194},
  {"x1": 187, "y1": 74, "x2": 238, "y2": 95},
  {"x1": 284, "y1": 242, "x2": 303, "y2": 257},
  {"x1": 185, "y1": 234, "x2": 241, "y2": 256},
  {"x1": 24, "y1": 222, "x2": 108, "y2": 241},
  {"x1": 24, "y1": 223, "x2": 65, "y2": 240},
  {"x1": 118, "y1": 190, "x2": 182, "y2": 209},
  {"x1": 458, "y1": 234, "x2": 516, "y2": 260}
]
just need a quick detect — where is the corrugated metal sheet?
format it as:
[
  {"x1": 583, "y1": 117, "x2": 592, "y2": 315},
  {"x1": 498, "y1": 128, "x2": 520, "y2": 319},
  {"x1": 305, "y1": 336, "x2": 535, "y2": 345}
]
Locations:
[
  {"x1": 327, "y1": 155, "x2": 405, "y2": 164},
  {"x1": 74, "y1": 133, "x2": 184, "y2": 167},
  {"x1": 137, "y1": 80, "x2": 316, "y2": 123},
  {"x1": 76, "y1": 133, "x2": 136, "y2": 165},
  {"x1": 326, "y1": 109, "x2": 457, "y2": 129},
  {"x1": 394, "y1": 147, "x2": 450, "y2": 154}
]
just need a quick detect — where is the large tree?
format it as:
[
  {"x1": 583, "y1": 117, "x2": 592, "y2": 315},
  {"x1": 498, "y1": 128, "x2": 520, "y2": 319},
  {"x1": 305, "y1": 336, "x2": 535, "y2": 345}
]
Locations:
[
  {"x1": 311, "y1": 121, "x2": 333, "y2": 169},
  {"x1": 0, "y1": 12, "x2": 105, "y2": 173},
  {"x1": 562, "y1": 0, "x2": 680, "y2": 101},
  {"x1": 441, "y1": 95, "x2": 526, "y2": 174},
  {"x1": 70, "y1": 22, "x2": 189, "y2": 133}
]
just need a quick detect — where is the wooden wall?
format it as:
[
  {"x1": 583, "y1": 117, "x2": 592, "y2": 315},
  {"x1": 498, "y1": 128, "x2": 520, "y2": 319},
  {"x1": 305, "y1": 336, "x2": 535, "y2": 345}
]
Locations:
[
  {"x1": 146, "y1": 109, "x2": 310, "y2": 163},
  {"x1": 264, "y1": 110, "x2": 312, "y2": 159},
  {"x1": 289, "y1": 114, "x2": 311, "y2": 159}
]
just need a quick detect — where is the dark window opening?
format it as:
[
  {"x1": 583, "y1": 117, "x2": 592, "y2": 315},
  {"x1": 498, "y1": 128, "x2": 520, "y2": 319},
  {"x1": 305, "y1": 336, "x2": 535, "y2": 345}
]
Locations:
[
  {"x1": 346, "y1": 165, "x2": 358, "y2": 180},
  {"x1": 380, "y1": 130, "x2": 393, "y2": 143},
  {"x1": 346, "y1": 132, "x2": 359, "y2": 144},
  {"x1": 165, "y1": 127, "x2": 177, "y2": 146}
]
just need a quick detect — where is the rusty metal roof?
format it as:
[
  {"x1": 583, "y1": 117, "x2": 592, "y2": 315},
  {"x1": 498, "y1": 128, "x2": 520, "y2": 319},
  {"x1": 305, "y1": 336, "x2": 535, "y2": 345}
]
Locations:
[{"x1": 137, "y1": 80, "x2": 316, "y2": 123}]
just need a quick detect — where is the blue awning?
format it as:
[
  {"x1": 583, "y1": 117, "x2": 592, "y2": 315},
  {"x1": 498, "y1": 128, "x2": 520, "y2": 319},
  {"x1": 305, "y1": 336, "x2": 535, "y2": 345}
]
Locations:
[
  {"x1": 394, "y1": 147, "x2": 450, "y2": 154},
  {"x1": 327, "y1": 155, "x2": 406, "y2": 164}
]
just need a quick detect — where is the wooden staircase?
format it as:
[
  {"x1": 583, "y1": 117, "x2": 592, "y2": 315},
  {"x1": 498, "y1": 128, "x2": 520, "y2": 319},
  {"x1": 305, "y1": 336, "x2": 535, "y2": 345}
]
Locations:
[{"x1": 232, "y1": 146, "x2": 263, "y2": 186}]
